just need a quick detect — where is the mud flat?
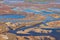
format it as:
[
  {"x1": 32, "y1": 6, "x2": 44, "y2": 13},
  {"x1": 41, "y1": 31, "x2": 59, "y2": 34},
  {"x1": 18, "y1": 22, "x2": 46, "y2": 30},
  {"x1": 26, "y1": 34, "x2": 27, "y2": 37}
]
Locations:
[
  {"x1": 46, "y1": 20, "x2": 60, "y2": 28},
  {"x1": 48, "y1": 14, "x2": 60, "y2": 19},
  {"x1": 40, "y1": 20, "x2": 60, "y2": 28},
  {"x1": 0, "y1": 21, "x2": 42, "y2": 30},
  {"x1": 17, "y1": 36, "x2": 56, "y2": 40},
  {"x1": 5, "y1": 22, "x2": 26, "y2": 30},
  {"x1": 16, "y1": 28, "x2": 34, "y2": 34},
  {"x1": 0, "y1": 33, "x2": 17, "y2": 40},
  {"x1": 0, "y1": 33, "x2": 56, "y2": 40},
  {"x1": 0, "y1": 22, "x2": 9, "y2": 33},
  {"x1": 16, "y1": 28, "x2": 52, "y2": 34},
  {"x1": 32, "y1": 28, "x2": 52, "y2": 33},
  {"x1": 5, "y1": 20, "x2": 44, "y2": 30}
]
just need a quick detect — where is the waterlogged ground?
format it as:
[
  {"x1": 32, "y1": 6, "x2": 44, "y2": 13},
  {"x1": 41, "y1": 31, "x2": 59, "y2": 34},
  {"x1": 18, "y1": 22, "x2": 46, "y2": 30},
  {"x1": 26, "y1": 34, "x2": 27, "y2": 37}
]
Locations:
[
  {"x1": 0, "y1": 1, "x2": 60, "y2": 40},
  {"x1": 0, "y1": 8, "x2": 60, "y2": 40}
]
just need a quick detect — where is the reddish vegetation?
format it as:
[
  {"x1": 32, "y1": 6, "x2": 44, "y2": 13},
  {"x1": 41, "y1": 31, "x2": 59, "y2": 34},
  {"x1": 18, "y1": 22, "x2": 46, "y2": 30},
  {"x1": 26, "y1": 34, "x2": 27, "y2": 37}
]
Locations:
[
  {"x1": 12, "y1": 3, "x2": 60, "y2": 10},
  {"x1": 0, "y1": 3, "x2": 35, "y2": 16},
  {"x1": 0, "y1": 3, "x2": 16, "y2": 14},
  {"x1": 0, "y1": 3, "x2": 60, "y2": 15}
]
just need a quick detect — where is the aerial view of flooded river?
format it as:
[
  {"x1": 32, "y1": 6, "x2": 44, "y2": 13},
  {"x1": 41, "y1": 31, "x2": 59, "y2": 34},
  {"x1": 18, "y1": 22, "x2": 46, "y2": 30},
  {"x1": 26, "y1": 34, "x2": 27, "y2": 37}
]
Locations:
[{"x1": 0, "y1": 0, "x2": 60, "y2": 40}]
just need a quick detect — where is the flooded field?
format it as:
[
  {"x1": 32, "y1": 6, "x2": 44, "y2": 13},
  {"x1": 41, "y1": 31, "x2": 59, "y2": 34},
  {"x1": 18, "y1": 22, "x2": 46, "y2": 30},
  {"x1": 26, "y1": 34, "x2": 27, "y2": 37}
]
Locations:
[{"x1": 0, "y1": 0, "x2": 60, "y2": 40}]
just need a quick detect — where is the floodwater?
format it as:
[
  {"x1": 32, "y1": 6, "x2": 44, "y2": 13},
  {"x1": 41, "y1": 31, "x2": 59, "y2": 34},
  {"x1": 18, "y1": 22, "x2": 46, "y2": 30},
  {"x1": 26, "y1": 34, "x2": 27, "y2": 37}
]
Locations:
[
  {"x1": 0, "y1": 3, "x2": 60, "y2": 40},
  {"x1": 0, "y1": 14, "x2": 25, "y2": 19}
]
